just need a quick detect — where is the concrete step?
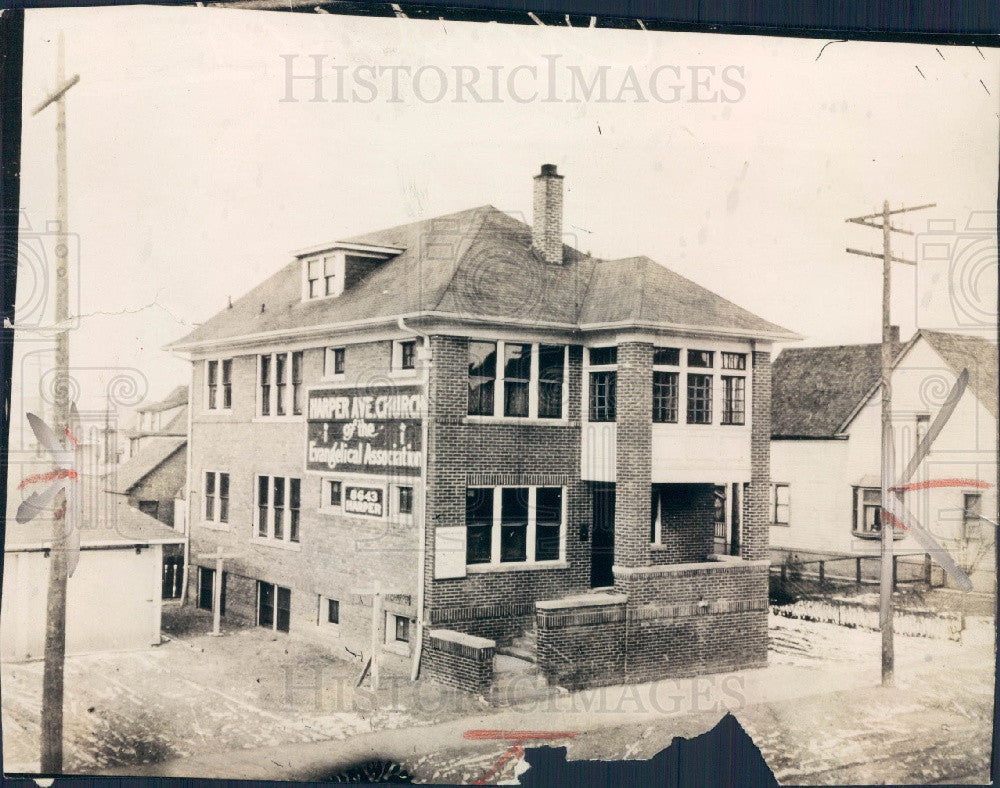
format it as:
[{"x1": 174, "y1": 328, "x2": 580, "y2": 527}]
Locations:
[
  {"x1": 496, "y1": 643, "x2": 536, "y2": 662},
  {"x1": 489, "y1": 659, "x2": 566, "y2": 706}
]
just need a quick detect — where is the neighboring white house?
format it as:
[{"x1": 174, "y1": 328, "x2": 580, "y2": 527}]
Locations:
[
  {"x1": 770, "y1": 329, "x2": 997, "y2": 592},
  {"x1": 1, "y1": 496, "x2": 185, "y2": 662}
]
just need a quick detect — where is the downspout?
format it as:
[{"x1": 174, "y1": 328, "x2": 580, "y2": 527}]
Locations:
[
  {"x1": 398, "y1": 317, "x2": 431, "y2": 681},
  {"x1": 179, "y1": 375, "x2": 194, "y2": 606}
]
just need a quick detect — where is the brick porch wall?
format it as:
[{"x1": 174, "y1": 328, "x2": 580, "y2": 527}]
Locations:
[
  {"x1": 614, "y1": 342, "x2": 652, "y2": 569},
  {"x1": 422, "y1": 629, "x2": 495, "y2": 695},
  {"x1": 743, "y1": 350, "x2": 771, "y2": 562}
]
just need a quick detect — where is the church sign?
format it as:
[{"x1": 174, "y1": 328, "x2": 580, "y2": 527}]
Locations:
[{"x1": 306, "y1": 384, "x2": 423, "y2": 477}]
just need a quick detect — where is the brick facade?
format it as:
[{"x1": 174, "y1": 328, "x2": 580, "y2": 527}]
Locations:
[
  {"x1": 423, "y1": 336, "x2": 590, "y2": 644},
  {"x1": 651, "y1": 483, "x2": 716, "y2": 565},
  {"x1": 187, "y1": 340, "x2": 418, "y2": 668}
]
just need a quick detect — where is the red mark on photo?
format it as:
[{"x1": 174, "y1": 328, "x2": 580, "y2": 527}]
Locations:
[
  {"x1": 17, "y1": 468, "x2": 78, "y2": 490},
  {"x1": 889, "y1": 478, "x2": 992, "y2": 494},
  {"x1": 464, "y1": 730, "x2": 577, "y2": 784}
]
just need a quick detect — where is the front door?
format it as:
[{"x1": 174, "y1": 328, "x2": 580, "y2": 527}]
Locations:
[{"x1": 591, "y1": 483, "x2": 615, "y2": 588}]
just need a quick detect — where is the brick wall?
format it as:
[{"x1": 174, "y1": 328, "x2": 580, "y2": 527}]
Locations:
[
  {"x1": 614, "y1": 342, "x2": 652, "y2": 568},
  {"x1": 424, "y1": 336, "x2": 590, "y2": 643},
  {"x1": 536, "y1": 561, "x2": 768, "y2": 688},
  {"x1": 422, "y1": 629, "x2": 494, "y2": 695},
  {"x1": 743, "y1": 351, "x2": 771, "y2": 562},
  {"x1": 651, "y1": 483, "x2": 716, "y2": 565},
  {"x1": 126, "y1": 443, "x2": 186, "y2": 527},
  {"x1": 187, "y1": 340, "x2": 420, "y2": 659},
  {"x1": 536, "y1": 594, "x2": 626, "y2": 690}
]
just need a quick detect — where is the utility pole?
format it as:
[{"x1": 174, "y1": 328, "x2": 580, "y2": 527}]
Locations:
[
  {"x1": 846, "y1": 199, "x2": 934, "y2": 686},
  {"x1": 31, "y1": 32, "x2": 80, "y2": 773}
]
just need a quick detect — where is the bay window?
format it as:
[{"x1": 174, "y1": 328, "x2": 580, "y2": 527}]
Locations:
[{"x1": 686, "y1": 373, "x2": 713, "y2": 424}]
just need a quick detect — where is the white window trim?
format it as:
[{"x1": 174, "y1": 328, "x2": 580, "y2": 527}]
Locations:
[
  {"x1": 253, "y1": 474, "x2": 302, "y2": 550},
  {"x1": 204, "y1": 357, "x2": 233, "y2": 413},
  {"x1": 256, "y1": 351, "x2": 305, "y2": 421},
  {"x1": 202, "y1": 470, "x2": 230, "y2": 529},
  {"x1": 323, "y1": 346, "x2": 347, "y2": 381},
  {"x1": 319, "y1": 477, "x2": 345, "y2": 514},
  {"x1": 467, "y1": 341, "x2": 569, "y2": 423},
  {"x1": 302, "y1": 252, "x2": 346, "y2": 302},
  {"x1": 390, "y1": 339, "x2": 421, "y2": 378},
  {"x1": 465, "y1": 485, "x2": 567, "y2": 569},
  {"x1": 391, "y1": 482, "x2": 416, "y2": 523},
  {"x1": 582, "y1": 346, "x2": 617, "y2": 424},
  {"x1": 772, "y1": 482, "x2": 790, "y2": 526}
]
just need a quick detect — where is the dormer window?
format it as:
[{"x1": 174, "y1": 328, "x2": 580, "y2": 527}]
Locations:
[
  {"x1": 296, "y1": 241, "x2": 404, "y2": 303},
  {"x1": 306, "y1": 255, "x2": 343, "y2": 299}
]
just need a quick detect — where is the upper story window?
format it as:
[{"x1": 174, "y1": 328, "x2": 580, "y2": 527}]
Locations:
[
  {"x1": 686, "y1": 373, "x2": 713, "y2": 424},
  {"x1": 325, "y1": 347, "x2": 345, "y2": 378},
  {"x1": 721, "y1": 376, "x2": 746, "y2": 425},
  {"x1": 392, "y1": 339, "x2": 418, "y2": 373},
  {"x1": 721, "y1": 352, "x2": 746, "y2": 371},
  {"x1": 256, "y1": 475, "x2": 300, "y2": 544},
  {"x1": 468, "y1": 341, "x2": 567, "y2": 419},
  {"x1": 687, "y1": 349, "x2": 714, "y2": 368},
  {"x1": 587, "y1": 346, "x2": 617, "y2": 423},
  {"x1": 306, "y1": 255, "x2": 342, "y2": 299},
  {"x1": 206, "y1": 359, "x2": 232, "y2": 411},
  {"x1": 653, "y1": 347, "x2": 680, "y2": 424},
  {"x1": 259, "y1": 351, "x2": 304, "y2": 418}
]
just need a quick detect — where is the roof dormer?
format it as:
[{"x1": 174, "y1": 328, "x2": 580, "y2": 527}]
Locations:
[{"x1": 296, "y1": 241, "x2": 403, "y2": 302}]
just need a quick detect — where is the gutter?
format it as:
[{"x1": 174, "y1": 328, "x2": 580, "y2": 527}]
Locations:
[
  {"x1": 167, "y1": 311, "x2": 802, "y2": 355},
  {"x1": 179, "y1": 377, "x2": 194, "y2": 606},
  {"x1": 397, "y1": 316, "x2": 431, "y2": 682}
]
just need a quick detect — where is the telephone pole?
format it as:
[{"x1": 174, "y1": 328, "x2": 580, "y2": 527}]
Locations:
[
  {"x1": 31, "y1": 32, "x2": 80, "y2": 773},
  {"x1": 846, "y1": 199, "x2": 934, "y2": 686}
]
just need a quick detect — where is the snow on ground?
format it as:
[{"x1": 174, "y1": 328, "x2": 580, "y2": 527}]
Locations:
[{"x1": 2, "y1": 606, "x2": 994, "y2": 783}]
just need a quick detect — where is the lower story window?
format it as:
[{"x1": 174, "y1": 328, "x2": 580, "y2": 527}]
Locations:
[
  {"x1": 853, "y1": 487, "x2": 881, "y2": 535},
  {"x1": 393, "y1": 614, "x2": 410, "y2": 643},
  {"x1": 258, "y1": 581, "x2": 291, "y2": 633},
  {"x1": 465, "y1": 485, "x2": 564, "y2": 567},
  {"x1": 772, "y1": 483, "x2": 790, "y2": 525},
  {"x1": 197, "y1": 567, "x2": 227, "y2": 615}
]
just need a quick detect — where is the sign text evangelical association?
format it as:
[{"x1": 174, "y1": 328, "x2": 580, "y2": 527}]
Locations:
[{"x1": 306, "y1": 385, "x2": 423, "y2": 476}]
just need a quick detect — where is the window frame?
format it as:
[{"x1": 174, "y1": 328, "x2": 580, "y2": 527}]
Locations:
[
  {"x1": 686, "y1": 372, "x2": 714, "y2": 425},
  {"x1": 324, "y1": 346, "x2": 346, "y2": 379},
  {"x1": 464, "y1": 485, "x2": 567, "y2": 569},
  {"x1": 772, "y1": 483, "x2": 790, "y2": 525},
  {"x1": 255, "y1": 474, "x2": 302, "y2": 548},
  {"x1": 202, "y1": 470, "x2": 230, "y2": 526},
  {"x1": 205, "y1": 357, "x2": 233, "y2": 412},
  {"x1": 721, "y1": 375, "x2": 746, "y2": 426},
  {"x1": 467, "y1": 341, "x2": 569, "y2": 421},
  {"x1": 258, "y1": 351, "x2": 306, "y2": 420},
  {"x1": 852, "y1": 486, "x2": 882, "y2": 537}
]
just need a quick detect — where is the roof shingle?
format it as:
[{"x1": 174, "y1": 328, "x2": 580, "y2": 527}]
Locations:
[{"x1": 168, "y1": 206, "x2": 796, "y2": 350}]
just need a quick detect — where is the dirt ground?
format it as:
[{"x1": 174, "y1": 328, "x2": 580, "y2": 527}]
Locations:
[{"x1": 2, "y1": 604, "x2": 995, "y2": 783}]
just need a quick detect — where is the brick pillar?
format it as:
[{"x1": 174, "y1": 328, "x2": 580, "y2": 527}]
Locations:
[
  {"x1": 742, "y1": 350, "x2": 771, "y2": 562},
  {"x1": 614, "y1": 342, "x2": 653, "y2": 569},
  {"x1": 424, "y1": 335, "x2": 468, "y2": 606}
]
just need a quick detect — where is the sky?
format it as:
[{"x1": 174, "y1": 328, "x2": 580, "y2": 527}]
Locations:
[{"x1": 13, "y1": 5, "x2": 1000, "y2": 432}]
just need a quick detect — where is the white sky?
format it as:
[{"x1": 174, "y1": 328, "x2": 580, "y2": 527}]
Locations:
[{"x1": 15, "y1": 6, "x2": 1000, "y2": 423}]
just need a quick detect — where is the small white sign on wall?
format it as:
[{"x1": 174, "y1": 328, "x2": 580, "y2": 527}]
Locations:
[{"x1": 434, "y1": 526, "x2": 467, "y2": 579}]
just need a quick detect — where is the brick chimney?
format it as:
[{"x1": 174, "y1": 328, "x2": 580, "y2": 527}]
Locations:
[{"x1": 532, "y1": 164, "x2": 564, "y2": 265}]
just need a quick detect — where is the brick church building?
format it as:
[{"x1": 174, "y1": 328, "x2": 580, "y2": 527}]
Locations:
[{"x1": 168, "y1": 165, "x2": 797, "y2": 692}]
